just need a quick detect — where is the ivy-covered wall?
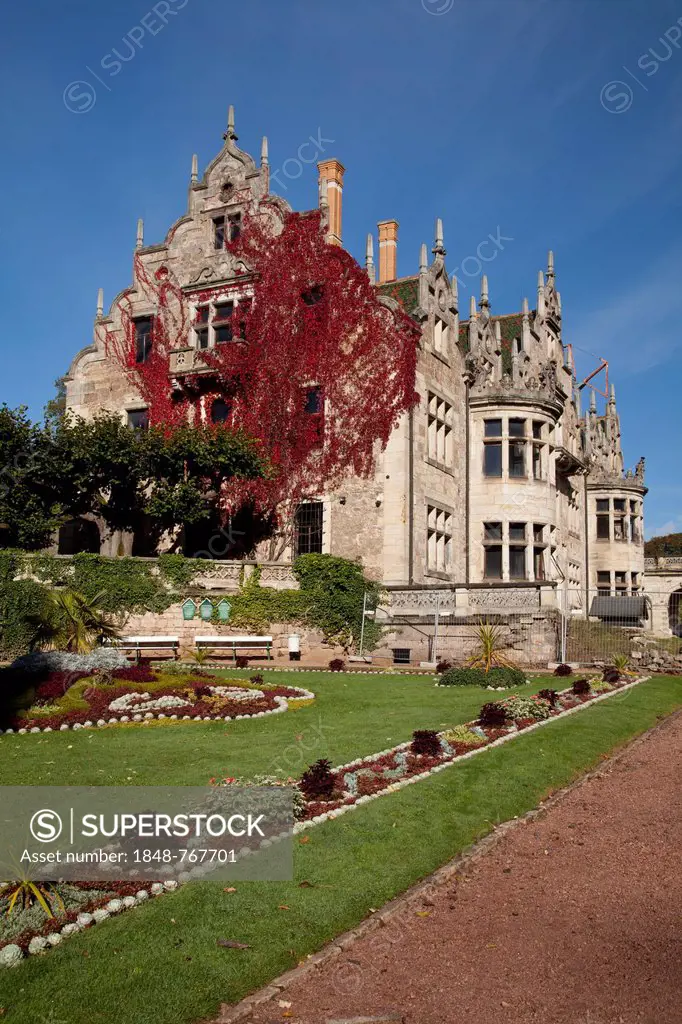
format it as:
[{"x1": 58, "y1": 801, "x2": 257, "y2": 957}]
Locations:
[{"x1": 0, "y1": 551, "x2": 382, "y2": 657}]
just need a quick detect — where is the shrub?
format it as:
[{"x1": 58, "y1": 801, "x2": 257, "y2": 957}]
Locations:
[
  {"x1": 0, "y1": 578, "x2": 53, "y2": 658},
  {"x1": 192, "y1": 684, "x2": 213, "y2": 698},
  {"x1": 11, "y1": 648, "x2": 129, "y2": 674},
  {"x1": 328, "y1": 658, "x2": 345, "y2": 672},
  {"x1": 249, "y1": 673, "x2": 264, "y2": 686},
  {"x1": 602, "y1": 667, "x2": 621, "y2": 684},
  {"x1": 537, "y1": 688, "x2": 559, "y2": 707},
  {"x1": 235, "y1": 656, "x2": 249, "y2": 669},
  {"x1": 300, "y1": 759, "x2": 336, "y2": 800},
  {"x1": 612, "y1": 654, "x2": 630, "y2": 673},
  {"x1": 410, "y1": 729, "x2": 441, "y2": 757},
  {"x1": 572, "y1": 678, "x2": 591, "y2": 695},
  {"x1": 438, "y1": 666, "x2": 526, "y2": 689},
  {"x1": 554, "y1": 663, "x2": 573, "y2": 677},
  {"x1": 436, "y1": 659, "x2": 452, "y2": 674},
  {"x1": 498, "y1": 694, "x2": 552, "y2": 721},
  {"x1": 442, "y1": 724, "x2": 483, "y2": 746},
  {"x1": 478, "y1": 701, "x2": 509, "y2": 728}
]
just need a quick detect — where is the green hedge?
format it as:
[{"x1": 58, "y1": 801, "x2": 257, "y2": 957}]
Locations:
[{"x1": 438, "y1": 666, "x2": 527, "y2": 688}]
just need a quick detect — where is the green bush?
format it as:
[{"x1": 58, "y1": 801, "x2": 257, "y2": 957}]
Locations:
[
  {"x1": 0, "y1": 578, "x2": 52, "y2": 658},
  {"x1": 438, "y1": 666, "x2": 526, "y2": 688},
  {"x1": 293, "y1": 553, "x2": 382, "y2": 650}
]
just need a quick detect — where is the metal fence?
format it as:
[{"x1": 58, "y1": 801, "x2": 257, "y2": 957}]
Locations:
[{"x1": 381, "y1": 588, "x2": 682, "y2": 669}]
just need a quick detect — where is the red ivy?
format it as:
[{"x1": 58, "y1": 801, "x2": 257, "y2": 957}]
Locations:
[{"x1": 104, "y1": 210, "x2": 419, "y2": 522}]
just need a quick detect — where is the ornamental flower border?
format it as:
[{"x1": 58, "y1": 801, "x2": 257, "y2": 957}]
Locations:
[
  {"x1": 0, "y1": 881, "x2": 179, "y2": 968},
  {"x1": 0, "y1": 685, "x2": 316, "y2": 736},
  {"x1": 290, "y1": 674, "x2": 652, "y2": 831}
]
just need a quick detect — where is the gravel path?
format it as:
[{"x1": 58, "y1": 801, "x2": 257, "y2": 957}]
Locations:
[{"x1": 244, "y1": 711, "x2": 682, "y2": 1024}]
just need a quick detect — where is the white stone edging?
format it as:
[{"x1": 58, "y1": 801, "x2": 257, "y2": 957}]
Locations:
[
  {"x1": 0, "y1": 881, "x2": 179, "y2": 968},
  {"x1": 290, "y1": 676, "x2": 651, "y2": 833},
  {"x1": 0, "y1": 686, "x2": 316, "y2": 737}
]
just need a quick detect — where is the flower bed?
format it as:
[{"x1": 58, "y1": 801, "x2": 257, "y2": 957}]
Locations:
[
  {"x1": 293, "y1": 673, "x2": 643, "y2": 825},
  {"x1": 0, "y1": 879, "x2": 178, "y2": 967},
  {"x1": 1, "y1": 670, "x2": 315, "y2": 735}
]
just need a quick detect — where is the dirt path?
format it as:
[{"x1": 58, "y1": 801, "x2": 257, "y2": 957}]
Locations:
[{"x1": 242, "y1": 712, "x2": 682, "y2": 1024}]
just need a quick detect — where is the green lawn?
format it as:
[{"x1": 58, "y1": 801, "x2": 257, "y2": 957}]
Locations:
[
  {"x1": 0, "y1": 672, "x2": 680, "y2": 1023},
  {"x1": 0, "y1": 669, "x2": 540, "y2": 787}
]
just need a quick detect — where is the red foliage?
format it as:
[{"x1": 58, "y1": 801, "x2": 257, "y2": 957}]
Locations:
[{"x1": 103, "y1": 210, "x2": 419, "y2": 524}]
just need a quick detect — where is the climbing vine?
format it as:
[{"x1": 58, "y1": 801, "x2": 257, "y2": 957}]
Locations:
[{"x1": 104, "y1": 210, "x2": 420, "y2": 542}]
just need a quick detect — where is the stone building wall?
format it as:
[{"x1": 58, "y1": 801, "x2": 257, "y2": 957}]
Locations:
[{"x1": 63, "y1": 111, "x2": 648, "y2": 608}]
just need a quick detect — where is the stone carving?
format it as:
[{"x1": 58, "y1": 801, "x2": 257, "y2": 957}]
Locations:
[
  {"x1": 468, "y1": 589, "x2": 538, "y2": 611},
  {"x1": 389, "y1": 590, "x2": 455, "y2": 613}
]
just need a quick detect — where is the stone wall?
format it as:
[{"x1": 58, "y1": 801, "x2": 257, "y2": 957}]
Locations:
[
  {"x1": 122, "y1": 605, "x2": 334, "y2": 662},
  {"x1": 373, "y1": 612, "x2": 558, "y2": 668}
]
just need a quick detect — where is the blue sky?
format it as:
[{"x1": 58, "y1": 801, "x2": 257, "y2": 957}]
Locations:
[{"x1": 1, "y1": 0, "x2": 680, "y2": 536}]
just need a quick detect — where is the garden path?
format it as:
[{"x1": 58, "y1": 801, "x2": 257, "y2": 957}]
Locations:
[{"x1": 241, "y1": 709, "x2": 682, "y2": 1024}]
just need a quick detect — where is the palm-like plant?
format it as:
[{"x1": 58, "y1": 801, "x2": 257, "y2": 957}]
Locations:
[
  {"x1": 1, "y1": 878, "x2": 65, "y2": 918},
  {"x1": 612, "y1": 653, "x2": 632, "y2": 674},
  {"x1": 29, "y1": 589, "x2": 123, "y2": 653},
  {"x1": 466, "y1": 618, "x2": 515, "y2": 673}
]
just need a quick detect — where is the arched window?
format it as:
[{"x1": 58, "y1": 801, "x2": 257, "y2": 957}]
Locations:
[{"x1": 211, "y1": 399, "x2": 231, "y2": 424}]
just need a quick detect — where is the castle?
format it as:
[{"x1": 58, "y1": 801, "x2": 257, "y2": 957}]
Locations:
[{"x1": 65, "y1": 109, "x2": 647, "y2": 630}]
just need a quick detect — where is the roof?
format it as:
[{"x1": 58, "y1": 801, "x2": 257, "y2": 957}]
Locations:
[
  {"x1": 589, "y1": 596, "x2": 649, "y2": 621},
  {"x1": 374, "y1": 281, "x2": 531, "y2": 374},
  {"x1": 375, "y1": 276, "x2": 419, "y2": 311}
]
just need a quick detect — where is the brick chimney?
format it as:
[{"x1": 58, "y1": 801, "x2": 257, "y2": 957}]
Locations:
[
  {"x1": 317, "y1": 158, "x2": 345, "y2": 246},
  {"x1": 378, "y1": 219, "x2": 398, "y2": 283}
]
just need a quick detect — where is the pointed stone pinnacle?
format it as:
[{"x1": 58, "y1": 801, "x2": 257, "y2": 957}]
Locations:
[
  {"x1": 419, "y1": 243, "x2": 428, "y2": 271},
  {"x1": 191, "y1": 153, "x2": 198, "y2": 183},
  {"x1": 96, "y1": 288, "x2": 104, "y2": 318},
  {"x1": 136, "y1": 218, "x2": 144, "y2": 249},
  {"x1": 261, "y1": 136, "x2": 269, "y2": 166},
  {"x1": 480, "y1": 274, "x2": 489, "y2": 306}
]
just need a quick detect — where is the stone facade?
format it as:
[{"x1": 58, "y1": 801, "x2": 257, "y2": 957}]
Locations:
[{"x1": 64, "y1": 109, "x2": 647, "y2": 621}]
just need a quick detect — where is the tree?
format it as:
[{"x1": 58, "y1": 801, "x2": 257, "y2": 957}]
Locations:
[
  {"x1": 43, "y1": 377, "x2": 67, "y2": 430},
  {"x1": 0, "y1": 407, "x2": 268, "y2": 551},
  {"x1": 0, "y1": 406, "x2": 65, "y2": 550}
]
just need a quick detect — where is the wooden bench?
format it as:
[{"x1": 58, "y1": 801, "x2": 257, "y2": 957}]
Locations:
[
  {"x1": 113, "y1": 636, "x2": 180, "y2": 661},
  {"x1": 195, "y1": 635, "x2": 273, "y2": 662}
]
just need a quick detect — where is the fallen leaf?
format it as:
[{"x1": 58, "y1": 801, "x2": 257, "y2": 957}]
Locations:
[
  {"x1": 278, "y1": 1000, "x2": 292, "y2": 1008},
  {"x1": 217, "y1": 939, "x2": 251, "y2": 949},
  {"x1": 223, "y1": 887, "x2": 237, "y2": 893},
  {"x1": 486, "y1": 943, "x2": 497, "y2": 949},
  {"x1": 298, "y1": 880, "x2": 315, "y2": 888},
  {"x1": 298, "y1": 836, "x2": 310, "y2": 844},
  {"x1": 278, "y1": 904, "x2": 290, "y2": 911},
  {"x1": 415, "y1": 911, "x2": 431, "y2": 917}
]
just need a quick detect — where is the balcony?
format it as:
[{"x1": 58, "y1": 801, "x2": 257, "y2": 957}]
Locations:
[
  {"x1": 554, "y1": 445, "x2": 586, "y2": 475},
  {"x1": 168, "y1": 348, "x2": 212, "y2": 375}
]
